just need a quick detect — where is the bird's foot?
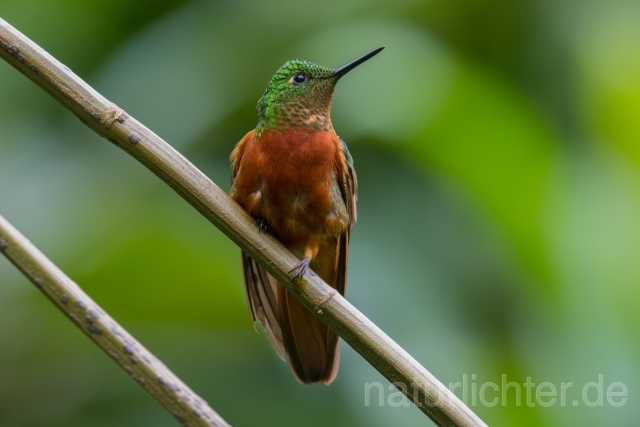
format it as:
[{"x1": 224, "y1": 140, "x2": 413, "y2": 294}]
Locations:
[
  {"x1": 256, "y1": 218, "x2": 269, "y2": 233},
  {"x1": 288, "y1": 258, "x2": 310, "y2": 283}
]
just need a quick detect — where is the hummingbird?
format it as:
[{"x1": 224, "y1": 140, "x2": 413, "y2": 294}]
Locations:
[{"x1": 230, "y1": 47, "x2": 384, "y2": 384}]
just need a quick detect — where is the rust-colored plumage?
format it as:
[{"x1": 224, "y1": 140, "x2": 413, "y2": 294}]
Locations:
[{"x1": 230, "y1": 48, "x2": 381, "y2": 384}]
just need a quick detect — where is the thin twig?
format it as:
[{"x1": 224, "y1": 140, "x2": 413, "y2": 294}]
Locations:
[
  {"x1": 0, "y1": 17, "x2": 486, "y2": 427},
  {"x1": 0, "y1": 215, "x2": 230, "y2": 427}
]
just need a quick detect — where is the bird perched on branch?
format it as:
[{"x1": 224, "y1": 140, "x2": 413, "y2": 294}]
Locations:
[{"x1": 230, "y1": 47, "x2": 383, "y2": 384}]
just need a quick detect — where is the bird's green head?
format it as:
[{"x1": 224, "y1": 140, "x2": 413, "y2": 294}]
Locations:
[{"x1": 256, "y1": 47, "x2": 384, "y2": 135}]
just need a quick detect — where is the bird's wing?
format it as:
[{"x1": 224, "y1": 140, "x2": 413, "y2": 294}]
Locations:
[
  {"x1": 230, "y1": 129, "x2": 254, "y2": 185},
  {"x1": 242, "y1": 252, "x2": 284, "y2": 359},
  {"x1": 338, "y1": 137, "x2": 358, "y2": 228},
  {"x1": 335, "y1": 137, "x2": 358, "y2": 298},
  {"x1": 230, "y1": 129, "x2": 284, "y2": 359}
]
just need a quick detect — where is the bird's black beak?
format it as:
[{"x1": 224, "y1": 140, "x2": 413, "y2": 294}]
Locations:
[{"x1": 331, "y1": 47, "x2": 384, "y2": 78}]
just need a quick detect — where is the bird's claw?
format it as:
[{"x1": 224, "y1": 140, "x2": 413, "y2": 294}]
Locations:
[
  {"x1": 289, "y1": 258, "x2": 310, "y2": 283},
  {"x1": 256, "y1": 218, "x2": 269, "y2": 233}
]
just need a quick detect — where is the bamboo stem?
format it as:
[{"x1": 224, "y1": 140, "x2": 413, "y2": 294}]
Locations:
[{"x1": 0, "y1": 215, "x2": 231, "y2": 427}]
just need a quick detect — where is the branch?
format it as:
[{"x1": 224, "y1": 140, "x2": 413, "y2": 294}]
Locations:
[
  {"x1": 0, "y1": 18, "x2": 486, "y2": 427},
  {"x1": 0, "y1": 215, "x2": 230, "y2": 427}
]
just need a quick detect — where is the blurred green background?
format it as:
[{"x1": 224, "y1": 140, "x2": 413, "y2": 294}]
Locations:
[{"x1": 1, "y1": 0, "x2": 639, "y2": 425}]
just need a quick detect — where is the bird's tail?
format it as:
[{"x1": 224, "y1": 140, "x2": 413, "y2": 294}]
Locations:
[
  {"x1": 241, "y1": 234, "x2": 348, "y2": 385},
  {"x1": 278, "y1": 282, "x2": 340, "y2": 385}
]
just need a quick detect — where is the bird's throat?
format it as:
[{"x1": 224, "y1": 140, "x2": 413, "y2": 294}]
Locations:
[{"x1": 257, "y1": 103, "x2": 333, "y2": 136}]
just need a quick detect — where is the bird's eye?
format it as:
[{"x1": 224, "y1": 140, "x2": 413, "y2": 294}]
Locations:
[{"x1": 292, "y1": 73, "x2": 307, "y2": 85}]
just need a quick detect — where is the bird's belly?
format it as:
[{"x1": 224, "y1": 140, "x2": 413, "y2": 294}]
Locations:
[{"x1": 260, "y1": 162, "x2": 335, "y2": 247}]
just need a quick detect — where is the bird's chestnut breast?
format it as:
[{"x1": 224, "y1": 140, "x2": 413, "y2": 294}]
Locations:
[{"x1": 233, "y1": 129, "x2": 342, "y2": 246}]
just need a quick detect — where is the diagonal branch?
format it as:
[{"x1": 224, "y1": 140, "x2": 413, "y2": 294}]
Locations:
[
  {"x1": 0, "y1": 215, "x2": 230, "y2": 427},
  {"x1": 0, "y1": 17, "x2": 486, "y2": 427}
]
